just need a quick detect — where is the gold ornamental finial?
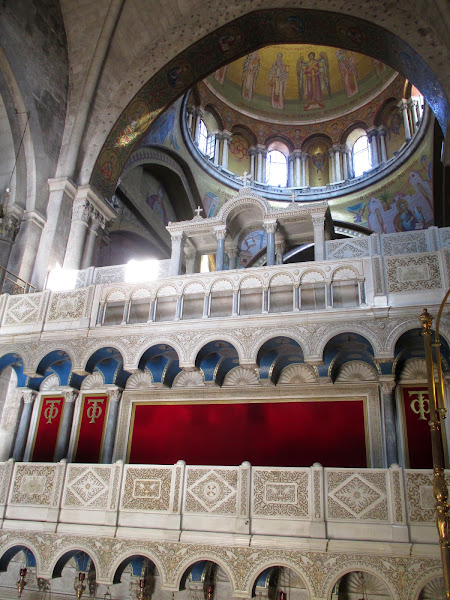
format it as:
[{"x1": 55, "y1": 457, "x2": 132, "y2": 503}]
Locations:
[{"x1": 419, "y1": 307, "x2": 433, "y2": 332}]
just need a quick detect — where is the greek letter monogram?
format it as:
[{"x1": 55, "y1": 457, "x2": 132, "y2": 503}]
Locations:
[
  {"x1": 409, "y1": 390, "x2": 430, "y2": 421},
  {"x1": 86, "y1": 398, "x2": 104, "y2": 424},
  {"x1": 43, "y1": 399, "x2": 61, "y2": 424}
]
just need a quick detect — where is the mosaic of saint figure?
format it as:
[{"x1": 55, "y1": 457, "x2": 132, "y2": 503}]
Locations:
[
  {"x1": 336, "y1": 49, "x2": 359, "y2": 97},
  {"x1": 297, "y1": 51, "x2": 331, "y2": 111},
  {"x1": 241, "y1": 51, "x2": 260, "y2": 101},
  {"x1": 214, "y1": 65, "x2": 228, "y2": 84},
  {"x1": 268, "y1": 52, "x2": 289, "y2": 109}
]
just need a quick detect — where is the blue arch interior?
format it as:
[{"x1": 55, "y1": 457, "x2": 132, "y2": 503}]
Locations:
[
  {"x1": 195, "y1": 341, "x2": 239, "y2": 385},
  {"x1": 257, "y1": 337, "x2": 304, "y2": 383},
  {"x1": 0, "y1": 353, "x2": 28, "y2": 387},
  {"x1": 113, "y1": 555, "x2": 155, "y2": 583},
  {"x1": 53, "y1": 551, "x2": 93, "y2": 578},
  {"x1": 0, "y1": 546, "x2": 36, "y2": 572},
  {"x1": 394, "y1": 328, "x2": 450, "y2": 378},
  {"x1": 321, "y1": 333, "x2": 376, "y2": 380},
  {"x1": 139, "y1": 345, "x2": 180, "y2": 386},
  {"x1": 85, "y1": 347, "x2": 130, "y2": 387}
]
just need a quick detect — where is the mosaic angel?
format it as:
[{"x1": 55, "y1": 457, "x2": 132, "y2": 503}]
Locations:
[
  {"x1": 297, "y1": 51, "x2": 331, "y2": 111},
  {"x1": 241, "y1": 51, "x2": 260, "y2": 101}
]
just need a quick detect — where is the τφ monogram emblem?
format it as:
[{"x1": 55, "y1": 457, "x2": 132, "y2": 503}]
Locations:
[
  {"x1": 409, "y1": 390, "x2": 430, "y2": 421},
  {"x1": 86, "y1": 398, "x2": 104, "y2": 423},
  {"x1": 43, "y1": 399, "x2": 61, "y2": 424}
]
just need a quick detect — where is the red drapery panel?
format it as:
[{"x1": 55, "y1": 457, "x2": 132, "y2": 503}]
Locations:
[
  {"x1": 128, "y1": 399, "x2": 367, "y2": 467},
  {"x1": 74, "y1": 394, "x2": 109, "y2": 463},
  {"x1": 31, "y1": 395, "x2": 64, "y2": 462},
  {"x1": 401, "y1": 386, "x2": 433, "y2": 468}
]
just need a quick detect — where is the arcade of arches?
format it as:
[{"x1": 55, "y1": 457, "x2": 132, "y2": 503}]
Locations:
[{"x1": 0, "y1": 3, "x2": 448, "y2": 600}]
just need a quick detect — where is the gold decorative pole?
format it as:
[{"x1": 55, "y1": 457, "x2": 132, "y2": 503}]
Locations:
[{"x1": 420, "y1": 298, "x2": 450, "y2": 599}]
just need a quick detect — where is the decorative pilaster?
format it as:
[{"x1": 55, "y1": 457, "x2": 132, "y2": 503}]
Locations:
[
  {"x1": 263, "y1": 220, "x2": 277, "y2": 267},
  {"x1": 55, "y1": 389, "x2": 78, "y2": 462},
  {"x1": 81, "y1": 211, "x2": 106, "y2": 269},
  {"x1": 102, "y1": 387, "x2": 122, "y2": 463},
  {"x1": 186, "y1": 106, "x2": 195, "y2": 136},
  {"x1": 379, "y1": 377, "x2": 399, "y2": 466},
  {"x1": 12, "y1": 389, "x2": 37, "y2": 461},
  {"x1": 378, "y1": 125, "x2": 388, "y2": 163},
  {"x1": 193, "y1": 107, "x2": 203, "y2": 144},
  {"x1": 169, "y1": 232, "x2": 185, "y2": 276},
  {"x1": 312, "y1": 215, "x2": 326, "y2": 261},
  {"x1": 213, "y1": 132, "x2": 222, "y2": 166}
]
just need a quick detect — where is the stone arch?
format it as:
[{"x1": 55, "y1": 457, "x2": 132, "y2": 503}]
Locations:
[
  {"x1": 219, "y1": 194, "x2": 269, "y2": 224},
  {"x1": 50, "y1": 548, "x2": 99, "y2": 580},
  {"x1": 108, "y1": 550, "x2": 165, "y2": 587},
  {"x1": 191, "y1": 336, "x2": 244, "y2": 369},
  {"x1": 0, "y1": 542, "x2": 40, "y2": 574},
  {"x1": 250, "y1": 332, "x2": 307, "y2": 365},
  {"x1": 323, "y1": 564, "x2": 398, "y2": 600},
  {"x1": 82, "y1": 345, "x2": 126, "y2": 375},
  {"x1": 174, "y1": 555, "x2": 236, "y2": 595},
  {"x1": 410, "y1": 570, "x2": 445, "y2": 600},
  {"x1": 340, "y1": 121, "x2": 370, "y2": 146},
  {"x1": 135, "y1": 339, "x2": 183, "y2": 370},
  {"x1": 387, "y1": 321, "x2": 450, "y2": 357},
  {"x1": 315, "y1": 327, "x2": 379, "y2": 360},
  {"x1": 331, "y1": 265, "x2": 361, "y2": 280},
  {"x1": 247, "y1": 560, "x2": 313, "y2": 600},
  {"x1": 32, "y1": 346, "x2": 77, "y2": 379}
]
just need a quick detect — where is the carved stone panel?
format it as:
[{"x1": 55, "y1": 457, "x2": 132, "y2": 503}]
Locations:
[
  {"x1": 184, "y1": 467, "x2": 238, "y2": 515},
  {"x1": 252, "y1": 468, "x2": 310, "y2": 518},
  {"x1": 326, "y1": 470, "x2": 389, "y2": 521},
  {"x1": 120, "y1": 466, "x2": 173, "y2": 512}
]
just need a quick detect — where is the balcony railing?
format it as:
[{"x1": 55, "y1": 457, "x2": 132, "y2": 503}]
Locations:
[{"x1": 0, "y1": 267, "x2": 35, "y2": 295}]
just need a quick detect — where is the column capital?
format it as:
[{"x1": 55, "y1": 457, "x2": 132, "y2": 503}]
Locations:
[
  {"x1": 377, "y1": 124, "x2": 387, "y2": 136},
  {"x1": 170, "y1": 231, "x2": 185, "y2": 244},
  {"x1": 293, "y1": 149, "x2": 303, "y2": 160},
  {"x1": 227, "y1": 247, "x2": 238, "y2": 258},
  {"x1": 72, "y1": 198, "x2": 92, "y2": 223},
  {"x1": 378, "y1": 375, "x2": 396, "y2": 394},
  {"x1": 47, "y1": 177, "x2": 77, "y2": 198},
  {"x1": 263, "y1": 219, "x2": 277, "y2": 234},
  {"x1": 367, "y1": 126, "x2": 379, "y2": 139},
  {"x1": 312, "y1": 214, "x2": 325, "y2": 227},
  {"x1": 186, "y1": 105, "x2": 195, "y2": 115},
  {"x1": 397, "y1": 98, "x2": 408, "y2": 111},
  {"x1": 17, "y1": 388, "x2": 37, "y2": 404},
  {"x1": 214, "y1": 225, "x2": 227, "y2": 241},
  {"x1": 328, "y1": 147, "x2": 335, "y2": 158},
  {"x1": 275, "y1": 240, "x2": 285, "y2": 253},
  {"x1": 248, "y1": 146, "x2": 257, "y2": 157},
  {"x1": 105, "y1": 386, "x2": 122, "y2": 402},
  {"x1": 194, "y1": 106, "x2": 204, "y2": 118},
  {"x1": 75, "y1": 184, "x2": 117, "y2": 222},
  {"x1": 222, "y1": 130, "x2": 232, "y2": 142},
  {"x1": 61, "y1": 388, "x2": 78, "y2": 403}
]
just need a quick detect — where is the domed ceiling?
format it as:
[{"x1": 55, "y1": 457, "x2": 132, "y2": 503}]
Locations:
[{"x1": 205, "y1": 44, "x2": 397, "y2": 124}]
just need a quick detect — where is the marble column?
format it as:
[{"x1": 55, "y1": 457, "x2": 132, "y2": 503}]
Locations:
[
  {"x1": 328, "y1": 147, "x2": 336, "y2": 182},
  {"x1": 378, "y1": 125, "x2": 388, "y2": 163},
  {"x1": 249, "y1": 147, "x2": 256, "y2": 180},
  {"x1": 301, "y1": 152, "x2": 308, "y2": 186},
  {"x1": 398, "y1": 99, "x2": 412, "y2": 141},
  {"x1": 202, "y1": 293, "x2": 210, "y2": 318},
  {"x1": 408, "y1": 99, "x2": 418, "y2": 133},
  {"x1": 0, "y1": 386, "x2": 23, "y2": 461},
  {"x1": 342, "y1": 147, "x2": 349, "y2": 181},
  {"x1": 367, "y1": 127, "x2": 379, "y2": 168},
  {"x1": 55, "y1": 389, "x2": 78, "y2": 461},
  {"x1": 213, "y1": 132, "x2": 222, "y2": 166},
  {"x1": 185, "y1": 250, "x2": 197, "y2": 274},
  {"x1": 7, "y1": 209, "x2": 44, "y2": 285},
  {"x1": 326, "y1": 282, "x2": 333, "y2": 308},
  {"x1": 228, "y1": 248, "x2": 238, "y2": 270},
  {"x1": 346, "y1": 149, "x2": 354, "y2": 179},
  {"x1": 63, "y1": 198, "x2": 91, "y2": 269},
  {"x1": 379, "y1": 378, "x2": 399, "y2": 466},
  {"x1": 194, "y1": 107, "x2": 203, "y2": 144},
  {"x1": 312, "y1": 215, "x2": 326, "y2": 261},
  {"x1": 333, "y1": 144, "x2": 342, "y2": 182},
  {"x1": 264, "y1": 220, "x2": 277, "y2": 266},
  {"x1": 169, "y1": 232, "x2": 185, "y2": 276},
  {"x1": 256, "y1": 144, "x2": 265, "y2": 182},
  {"x1": 232, "y1": 290, "x2": 239, "y2": 316},
  {"x1": 186, "y1": 106, "x2": 194, "y2": 136},
  {"x1": 294, "y1": 150, "x2": 302, "y2": 187},
  {"x1": 81, "y1": 211, "x2": 105, "y2": 269},
  {"x1": 214, "y1": 227, "x2": 227, "y2": 271},
  {"x1": 288, "y1": 154, "x2": 294, "y2": 187},
  {"x1": 221, "y1": 131, "x2": 232, "y2": 170},
  {"x1": 101, "y1": 388, "x2": 122, "y2": 464},
  {"x1": 12, "y1": 389, "x2": 36, "y2": 461}
]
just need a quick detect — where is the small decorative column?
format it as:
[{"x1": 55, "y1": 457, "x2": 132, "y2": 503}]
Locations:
[
  {"x1": 149, "y1": 297, "x2": 157, "y2": 322},
  {"x1": 301, "y1": 152, "x2": 308, "y2": 186},
  {"x1": 12, "y1": 389, "x2": 36, "y2": 461},
  {"x1": 328, "y1": 147, "x2": 336, "y2": 182},
  {"x1": 63, "y1": 199, "x2": 91, "y2": 269},
  {"x1": 264, "y1": 220, "x2": 277, "y2": 266},
  {"x1": 346, "y1": 148, "x2": 354, "y2": 179},
  {"x1": 367, "y1": 127, "x2": 379, "y2": 167},
  {"x1": 342, "y1": 147, "x2": 349, "y2": 181},
  {"x1": 378, "y1": 125, "x2": 388, "y2": 163},
  {"x1": 249, "y1": 147, "x2": 256, "y2": 180},
  {"x1": 261, "y1": 148, "x2": 268, "y2": 183},
  {"x1": 408, "y1": 99, "x2": 418, "y2": 133},
  {"x1": 202, "y1": 292, "x2": 210, "y2": 318},
  {"x1": 232, "y1": 289, "x2": 240, "y2": 316},
  {"x1": 294, "y1": 150, "x2": 302, "y2": 187},
  {"x1": 55, "y1": 389, "x2": 78, "y2": 461},
  {"x1": 193, "y1": 107, "x2": 203, "y2": 143},
  {"x1": 333, "y1": 144, "x2": 342, "y2": 182},
  {"x1": 101, "y1": 387, "x2": 122, "y2": 463},
  {"x1": 214, "y1": 226, "x2": 227, "y2": 271},
  {"x1": 175, "y1": 295, "x2": 183, "y2": 320},
  {"x1": 398, "y1": 99, "x2": 411, "y2": 141},
  {"x1": 169, "y1": 232, "x2": 185, "y2": 276},
  {"x1": 221, "y1": 131, "x2": 232, "y2": 170},
  {"x1": 228, "y1": 247, "x2": 238, "y2": 270},
  {"x1": 411, "y1": 98, "x2": 421, "y2": 128},
  {"x1": 325, "y1": 281, "x2": 333, "y2": 308},
  {"x1": 379, "y1": 377, "x2": 399, "y2": 466},
  {"x1": 312, "y1": 215, "x2": 326, "y2": 261},
  {"x1": 358, "y1": 279, "x2": 367, "y2": 306},
  {"x1": 96, "y1": 301, "x2": 105, "y2": 326},
  {"x1": 288, "y1": 154, "x2": 294, "y2": 187},
  {"x1": 262, "y1": 286, "x2": 269, "y2": 313},
  {"x1": 213, "y1": 132, "x2": 222, "y2": 166},
  {"x1": 293, "y1": 284, "x2": 300, "y2": 311},
  {"x1": 275, "y1": 240, "x2": 285, "y2": 265}
]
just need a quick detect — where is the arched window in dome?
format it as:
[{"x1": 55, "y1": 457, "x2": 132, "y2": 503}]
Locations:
[
  {"x1": 266, "y1": 149, "x2": 287, "y2": 187},
  {"x1": 197, "y1": 119, "x2": 215, "y2": 158},
  {"x1": 352, "y1": 134, "x2": 371, "y2": 177}
]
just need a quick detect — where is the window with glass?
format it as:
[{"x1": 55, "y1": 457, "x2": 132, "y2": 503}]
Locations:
[
  {"x1": 352, "y1": 135, "x2": 371, "y2": 177},
  {"x1": 266, "y1": 150, "x2": 287, "y2": 187},
  {"x1": 198, "y1": 120, "x2": 215, "y2": 158}
]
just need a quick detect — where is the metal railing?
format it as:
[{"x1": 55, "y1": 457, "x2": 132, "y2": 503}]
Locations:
[{"x1": 0, "y1": 267, "x2": 35, "y2": 295}]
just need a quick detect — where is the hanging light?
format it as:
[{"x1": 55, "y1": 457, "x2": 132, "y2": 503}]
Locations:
[
  {"x1": 137, "y1": 578, "x2": 145, "y2": 600},
  {"x1": 17, "y1": 568, "x2": 27, "y2": 598},
  {"x1": 74, "y1": 572, "x2": 86, "y2": 600},
  {"x1": 103, "y1": 586, "x2": 112, "y2": 600},
  {"x1": 206, "y1": 585, "x2": 214, "y2": 600}
]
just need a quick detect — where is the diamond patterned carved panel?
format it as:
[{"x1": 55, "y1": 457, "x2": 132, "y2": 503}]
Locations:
[
  {"x1": 184, "y1": 467, "x2": 238, "y2": 515},
  {"x1": 326, "y1": 470, "x2": 389, "y2": 521}
]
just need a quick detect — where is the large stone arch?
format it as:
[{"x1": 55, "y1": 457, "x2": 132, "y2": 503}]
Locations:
[
  {"x1": 173, "y1": 554, "x2": 237, "y2": 595},
  {"x1": 322, "y1": 563, "x2": 399, "y2": 600},
  {"x1": 82, "y1": 5, "x2": 449, "y2": 196},
  {"x1": 246, "y1": 560, "x2": 314, "y2": 600},
  {"x1": 107, "y1": 549, "x2": 166, "y2": 588}
]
